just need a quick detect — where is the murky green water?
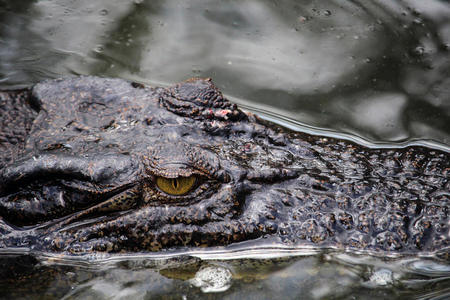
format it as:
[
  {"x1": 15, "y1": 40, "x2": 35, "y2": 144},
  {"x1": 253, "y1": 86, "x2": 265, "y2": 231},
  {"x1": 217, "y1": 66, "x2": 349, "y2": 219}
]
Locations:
[{"x1": 0, "y1": 0, "x2": 449, "y2": 299}]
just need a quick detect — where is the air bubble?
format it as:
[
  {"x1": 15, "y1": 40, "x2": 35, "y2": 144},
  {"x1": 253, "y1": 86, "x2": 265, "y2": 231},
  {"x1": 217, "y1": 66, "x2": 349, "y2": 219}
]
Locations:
[{"x1": 99, "y1": 9, "x2": 108, "y2": 16}]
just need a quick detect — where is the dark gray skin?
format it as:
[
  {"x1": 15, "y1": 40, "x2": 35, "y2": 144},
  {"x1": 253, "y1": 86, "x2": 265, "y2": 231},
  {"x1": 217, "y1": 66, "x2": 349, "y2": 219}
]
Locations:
[{"x1": 0, "y1": 76, "x2": 448, "y2": 255}]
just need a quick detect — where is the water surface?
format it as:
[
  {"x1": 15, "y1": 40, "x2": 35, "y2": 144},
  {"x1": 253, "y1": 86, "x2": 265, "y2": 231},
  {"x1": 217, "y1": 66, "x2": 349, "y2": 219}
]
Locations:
[{"x1": 1, "y1": 0, "x2": 449, "y2": 146}]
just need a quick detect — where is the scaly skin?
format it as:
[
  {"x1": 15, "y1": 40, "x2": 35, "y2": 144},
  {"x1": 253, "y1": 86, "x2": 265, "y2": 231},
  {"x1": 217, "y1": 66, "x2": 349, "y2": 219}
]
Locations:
[{"x1": 0, "y1": 76, "x2": 448, "y2": 255}]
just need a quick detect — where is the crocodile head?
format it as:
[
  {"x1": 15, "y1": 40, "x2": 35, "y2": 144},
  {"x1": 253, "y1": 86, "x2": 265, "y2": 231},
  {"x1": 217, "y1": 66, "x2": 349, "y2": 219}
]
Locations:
[
  {"x1": 0, "y1": 76, "x2": 448, "y2": 254},
  {"x1": 0, "y1": 77, "x2": 299, "y2": 253}
]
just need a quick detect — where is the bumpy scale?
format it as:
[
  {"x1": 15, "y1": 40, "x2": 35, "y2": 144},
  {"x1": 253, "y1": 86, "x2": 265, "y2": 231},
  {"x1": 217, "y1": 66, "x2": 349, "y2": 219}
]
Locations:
[{"x1": 0, "y1": 76, "x2": 448, "y2": 255}]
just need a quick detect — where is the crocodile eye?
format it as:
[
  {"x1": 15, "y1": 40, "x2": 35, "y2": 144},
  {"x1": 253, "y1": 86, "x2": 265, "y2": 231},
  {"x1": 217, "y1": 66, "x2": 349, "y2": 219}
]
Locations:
[{"x1": 155, "y1": 176, "x2": 196, "y2": 196}]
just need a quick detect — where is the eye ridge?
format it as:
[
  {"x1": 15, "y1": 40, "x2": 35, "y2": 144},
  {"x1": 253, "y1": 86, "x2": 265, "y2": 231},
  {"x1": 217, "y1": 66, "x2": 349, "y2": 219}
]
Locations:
[{"x1": 155, "y1": 175, "x2": 197, "y2": 196}]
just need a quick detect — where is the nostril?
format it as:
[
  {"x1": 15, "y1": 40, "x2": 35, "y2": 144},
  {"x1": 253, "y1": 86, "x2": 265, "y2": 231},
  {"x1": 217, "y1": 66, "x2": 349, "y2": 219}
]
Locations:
[
  {"x1": 217, "y1": 170, "x2": 231, "y2": 183},
  {"x1": 131, "y1": 81, "x2": 145, "y2": 89}
]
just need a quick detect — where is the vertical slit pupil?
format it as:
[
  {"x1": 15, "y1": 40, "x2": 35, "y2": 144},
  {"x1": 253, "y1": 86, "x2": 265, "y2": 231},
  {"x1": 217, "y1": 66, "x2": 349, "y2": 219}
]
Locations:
[{"x1": 172, "y1": 179, "x2": 179, "y2": 189}]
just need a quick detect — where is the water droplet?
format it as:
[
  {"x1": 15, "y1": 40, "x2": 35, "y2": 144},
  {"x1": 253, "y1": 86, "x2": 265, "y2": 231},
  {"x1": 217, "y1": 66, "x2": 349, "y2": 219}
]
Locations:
[
  {"x1": 412, "y1": 19, "x2": 424, "y2": 26},
  {"x1": 412, "y1": 46, "x2": 425, "y2": 56},
  {"x1": 99, "y1": 9, "x2": 108, "y2": 16},
  {"x1": 367, "y1": 25, "x2": 376, "y2": 32},
  {"x1": 353, "y1": 35, "x2": 360, "y2": 40},
  {"x1": 364, "y1": 58, "x2": 372, "y2": 63},
  {"x1": 134, "y1": 0, "x2": 143, "y2": 4},
  {"x1": 323, "y1": 10, "x2": 332, "y2": 16},
  {"x1": 93, "y1": 45, "x2": 104, "y2": 53}
]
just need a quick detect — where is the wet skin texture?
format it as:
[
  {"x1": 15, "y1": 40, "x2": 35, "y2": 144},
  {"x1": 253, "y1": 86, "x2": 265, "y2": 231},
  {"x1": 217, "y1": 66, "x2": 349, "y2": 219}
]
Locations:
[{"x1": 0, "y1": 76, "x2": 448, "y2": 255}]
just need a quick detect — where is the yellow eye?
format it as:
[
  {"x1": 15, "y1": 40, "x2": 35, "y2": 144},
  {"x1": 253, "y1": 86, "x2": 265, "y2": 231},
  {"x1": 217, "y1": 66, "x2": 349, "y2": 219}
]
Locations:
[{"x1": 155, "y1": 176, "x2": 196, "y2": 196}]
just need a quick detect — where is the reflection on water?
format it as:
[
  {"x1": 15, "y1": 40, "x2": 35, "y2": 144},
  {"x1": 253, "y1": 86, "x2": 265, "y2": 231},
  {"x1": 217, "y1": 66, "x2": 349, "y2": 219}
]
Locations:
[
  {"x1": 0, "y1": 250, "x2": 449, "y2": 299},
  {"x1": 0, "y1": 0, "x2": 449, "y2": 299},
  {"x1": 0, "y1": 0, "x2": 449, "y2": 145}
]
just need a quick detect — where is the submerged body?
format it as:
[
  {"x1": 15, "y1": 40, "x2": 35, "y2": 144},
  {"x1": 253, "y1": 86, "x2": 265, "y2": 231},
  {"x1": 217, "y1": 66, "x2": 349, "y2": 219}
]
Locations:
[{"x1": 0, "y1": 76, "x2": 448, "y2": 255}]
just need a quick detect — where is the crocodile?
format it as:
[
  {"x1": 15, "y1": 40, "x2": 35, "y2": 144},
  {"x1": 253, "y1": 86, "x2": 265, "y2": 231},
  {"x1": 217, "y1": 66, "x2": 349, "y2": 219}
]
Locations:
[{"x1": 0, "y1": 76, "x2": 448, "y2": 255}]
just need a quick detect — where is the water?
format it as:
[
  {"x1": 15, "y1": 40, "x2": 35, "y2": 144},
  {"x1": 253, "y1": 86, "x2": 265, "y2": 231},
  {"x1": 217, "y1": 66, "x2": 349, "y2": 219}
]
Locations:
[
  {"x1": 1, "y1": 0, "x2": 449, "y2": 147},
  {"x1": 1, "y1": 248, "x2": 449, "y2": 299},
  {"x1": 0, "y1": 0, "x2": 449, "y2": 298}
]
